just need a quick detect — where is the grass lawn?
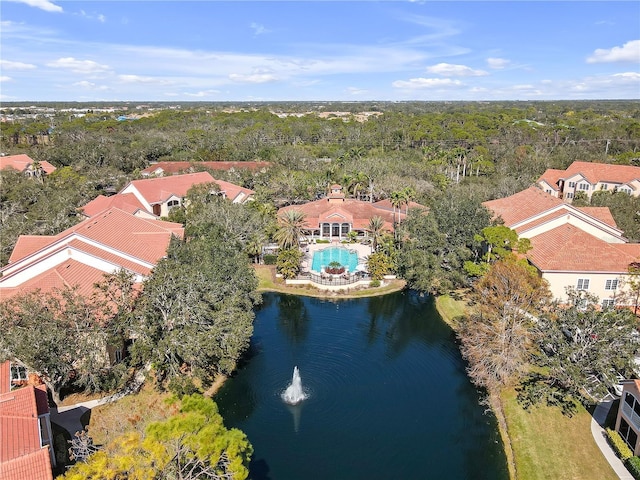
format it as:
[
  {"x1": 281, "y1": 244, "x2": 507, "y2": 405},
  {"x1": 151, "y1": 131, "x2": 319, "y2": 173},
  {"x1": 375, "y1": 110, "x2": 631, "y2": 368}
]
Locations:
[
  {"x1": 435, "y1": 293, "x2": 467, "y2": 326},
  {"x1": 501, "y1": 388, "x2": 617, "y2": 480}
]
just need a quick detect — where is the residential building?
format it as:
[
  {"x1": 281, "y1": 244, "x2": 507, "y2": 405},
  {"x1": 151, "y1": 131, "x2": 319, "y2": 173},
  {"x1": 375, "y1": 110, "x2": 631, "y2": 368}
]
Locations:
[
  {"x1": 616, "y1": 380, "x2": 640, "y2": 456},
  {"x1": 278, "y1": 184, "x2": 422, "y2": 242},
  {"x1": 0, "y1": 154, "x2": 56, "y2": 177},
  {"x1": 0, "y1": 361, "x2": 55, "y2": 480},
  {"x1": 483, "y1": 186, "x2": 640, "y2": 305},
  {"x1": 537, "y1": 161, "x2": 640, "y2": 202},
  {"x1": 118, "y1": 172, "x2": 254, "y2": 217},
  {"x1": 140, "y1": 161, "x2": 271, "y2": 177},
  {"x1": 79, "y1": 193, "x2": 155, "y2": 219},
  {"x1": 0, "y1": 207, "x2": 184, "y2": 299}
]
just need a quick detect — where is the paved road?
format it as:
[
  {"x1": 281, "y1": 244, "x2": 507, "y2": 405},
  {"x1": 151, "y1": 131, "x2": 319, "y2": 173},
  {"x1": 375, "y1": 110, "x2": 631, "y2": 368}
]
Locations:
[{"x1": 590, "y1": 400, "x2": 634, "y2": 480}]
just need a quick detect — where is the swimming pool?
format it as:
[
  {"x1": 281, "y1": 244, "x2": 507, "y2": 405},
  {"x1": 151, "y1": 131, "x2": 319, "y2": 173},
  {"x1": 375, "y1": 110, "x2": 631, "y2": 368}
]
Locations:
[{"x1": 311, "y1": 247, "x2": 359, "y2": 273}]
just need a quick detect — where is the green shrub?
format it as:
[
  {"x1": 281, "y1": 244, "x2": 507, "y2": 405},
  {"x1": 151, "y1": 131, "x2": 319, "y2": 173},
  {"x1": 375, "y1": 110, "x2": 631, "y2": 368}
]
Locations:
[
  {"x1": 316, "y1": 239, "x2": 330, "y2": 244},
  {"x1": 625, "y1": 456, "x2": 640, "y2": 480},
  {"x1": 606, "y1": 428, "x2": 633, "y2": 461},
  {"x1": 369, "y1": 279, "x2": 381, "y2": 288},
  {"x1": 263, "y1": 254, "x2": 277, "y2": 265}
]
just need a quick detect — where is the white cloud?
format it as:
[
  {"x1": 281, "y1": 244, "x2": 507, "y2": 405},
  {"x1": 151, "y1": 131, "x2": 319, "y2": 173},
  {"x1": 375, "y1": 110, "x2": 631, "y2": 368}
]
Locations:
[
  {"x1": 587, "y1": 40, "x2": 640, "y2": 63},
  {"x1": 46, "y1": 57, "x2": 110, "y2": 74},
  {"x1": 392, "y1": 78, "x2": 463, "y2": 89},
  {"x1": 0, "y1": 76, "x2": 12, "y2": 82},
  {"x1": 346, "y1": 87, "x2": 367, "y2": 95},
  {"x1": 228, "y1": 73, "x2": 279, "y2": 83},
  {"x1": 184, "y1": 90, "x2": 220, "y2": 97},
  {"x1": 487, "y1": 57, "x2": 510, "y2": 69},
  {"x1": 72, "y1": 80, "x2": 109, "y2": 90},
  {"x1": 77, "y1": 10, "x2": 107, "y2": 23},
  {"x1": 0, "y1": 59, "x2": 36, "y2": 70},
  {"x1": 250, "y1": 22, "x2": 270, "y2": 35},
  {"x1": 6, "y1": 0, "x2": 62, "y2": 13},
  {"x1": 118, "y1": 74, "x2": 173, "y2": 86},
  {"x1": 425, "y1": 63, "x2": 488, "y2": 77}
]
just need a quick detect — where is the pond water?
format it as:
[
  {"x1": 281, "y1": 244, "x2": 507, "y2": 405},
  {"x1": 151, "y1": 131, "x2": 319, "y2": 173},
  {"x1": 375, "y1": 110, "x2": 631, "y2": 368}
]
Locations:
[
  {"x1": 310, "y1": 246, "x2": 359, "y2": 273},
  {"x1": 215, "y1": 291, "x2": 509, "y2": 480}
]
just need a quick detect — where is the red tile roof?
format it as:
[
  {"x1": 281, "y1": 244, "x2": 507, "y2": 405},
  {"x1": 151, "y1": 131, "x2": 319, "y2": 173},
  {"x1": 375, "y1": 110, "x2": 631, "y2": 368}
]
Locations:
[
  {"x1": 537, "y1": 168, "x2": 565, "y2": 191},
  {"x1": 140, "y1": 161, "x2": 271, "y2": 176},
  {"x1": 279, "y1": 197, "x2": 405, "y2": 232},
  {"x1": 483, "y1": 186, "x2": 564, "y2": 227},
  {"x1": 528, "y1": 224, "x2": 640, "y2": 272},
  {"x1": 561, "y1": 161, "x2": 640, "y2": 185},
  {"x1": 577, "y1": 207, "x2": 618, "y2": 228},
  {"x1": 0, "y1": 383, "x2": 53, "y2": 480},
  {"x1": 0, "y1": 361, "x2": 10, "y2": 394},
  {"x1": 80, "y1": 193, "x2": 147, "y2": 218},
  {"x1": 0, "y1": 154, "x2": 56, "y2": 175},
  {"x1": 1, "y1": 208, "x2": 183, "y2": 297},
  {"x1": 125, "y1": 172, "x2": 217, "y2": 204}
]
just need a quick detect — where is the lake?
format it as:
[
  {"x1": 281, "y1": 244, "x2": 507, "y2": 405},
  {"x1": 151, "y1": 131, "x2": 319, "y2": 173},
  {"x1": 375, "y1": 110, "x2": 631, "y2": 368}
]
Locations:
[{"x1": 215, "y1": 291, "x2": 508, "y2": 480}]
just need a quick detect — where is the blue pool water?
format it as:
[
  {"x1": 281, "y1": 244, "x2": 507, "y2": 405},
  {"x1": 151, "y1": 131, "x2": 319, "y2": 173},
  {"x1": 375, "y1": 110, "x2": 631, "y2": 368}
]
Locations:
[{"x1": 311, "y1": 247, "x2": 359, "y2": 273}]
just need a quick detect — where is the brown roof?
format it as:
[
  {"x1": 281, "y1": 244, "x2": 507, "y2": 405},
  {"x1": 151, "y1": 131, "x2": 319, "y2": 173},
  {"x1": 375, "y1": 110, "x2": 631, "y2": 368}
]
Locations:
[
  {"x1": 527, "y1": 224, "x2": 640, "y2": 272},
  {"x1": 80, "y1": 193, "x2": 147, "y2": 217},
  {"x1": 0, "y1": 154, "x2": 56, "y2": 175},
  {"x1": 483, "y1": 186, "x2": 564, "y2": 227},
  {"x1": 140, "y1": 161, "x2": 271, "y2": 176},
  {"x1": 562, "y1": 161, "x2": 640, "y2": 186},
  {"x1": 0, "y1": 382, "x2": 53, "y2": 480}
]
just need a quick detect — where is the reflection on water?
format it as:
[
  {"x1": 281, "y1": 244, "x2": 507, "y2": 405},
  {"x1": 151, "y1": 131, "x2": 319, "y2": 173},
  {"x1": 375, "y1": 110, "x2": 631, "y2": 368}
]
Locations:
[{"x1": 216, "y1": 291, "x2": 508, "y2": 480}]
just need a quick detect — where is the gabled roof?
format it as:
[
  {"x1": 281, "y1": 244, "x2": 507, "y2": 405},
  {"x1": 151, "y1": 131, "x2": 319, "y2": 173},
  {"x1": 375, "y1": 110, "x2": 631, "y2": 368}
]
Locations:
[
  {"x1": 527, "y1": 224, "x2": 640, "y2": 272},
  {"x1": 123, "y1": 172, "x2": 216, "y2": 205},
  {"x1": 483, "y1": 186, "x2": 565, "y2": 226},
  {"x1": 0, "y1": 154, "x2": 56, "y2": 175},
  {"x1": 80, "y1": 193, "x2": 147, "y2": 218},
  {"x1": 0, "y1": 377, "x2": 53, "y2": 480},
  {"x1": 1, "y1": 208, "x2": 183, "y2": 298},
  {"x1": 537, "y1": 168, "x2": 565, "y2": 191},
  {"x1": 561, "y1": 161, "x2": 640, "y2": 185},
  {"x1": 214, "y1": 178, "x2": 255, "y2": 203},
  {"x1": 140, "y1": 161, "x2": 271, "y2": 176}
]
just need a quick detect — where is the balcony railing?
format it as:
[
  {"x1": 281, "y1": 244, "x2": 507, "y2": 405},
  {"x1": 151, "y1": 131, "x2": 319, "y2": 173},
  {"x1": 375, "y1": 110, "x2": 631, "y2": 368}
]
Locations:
[{"x1": 296, "y1": 271, "x2": 371, "y2": 286}]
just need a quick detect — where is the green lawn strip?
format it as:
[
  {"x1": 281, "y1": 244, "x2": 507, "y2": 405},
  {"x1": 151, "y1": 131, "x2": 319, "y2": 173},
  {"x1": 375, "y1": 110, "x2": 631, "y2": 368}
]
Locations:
[
  {"x1": 501, "y1": 388, "x2": 617, "y2": 480},
  {"x1": 434, "y1": 294, "x2": 466, "y2": 327}
]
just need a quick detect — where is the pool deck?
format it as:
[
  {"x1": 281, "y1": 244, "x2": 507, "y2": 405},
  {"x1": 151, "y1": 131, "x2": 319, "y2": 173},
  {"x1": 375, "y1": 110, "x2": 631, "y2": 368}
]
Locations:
[{"x1": 304, "y1": 242, "x2": 372, "y2": 270}]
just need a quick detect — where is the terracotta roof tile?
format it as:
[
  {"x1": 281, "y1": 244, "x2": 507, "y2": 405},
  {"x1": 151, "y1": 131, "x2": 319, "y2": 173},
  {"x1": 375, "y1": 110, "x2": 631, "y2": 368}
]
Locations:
[
  {"x1": 577, "y1": 207, "x2": 618, "y2": 228},
  {"x1": 80, "y1": 193, "x2": 147, "y2": 217},
  {"x1": 562, "y1": 161, "x2": 640, "y2": 185},
  {"x1": 483, "y1": 186, "x2": 564, "y2": 227},
  {"x1": 1, "y1": 448, "x2": 53, "y2": 480},
  {"x1": 0, "y1": 362, "x2": 10, "y2": 394},
  {"x1": 125, "y1": 172, "x2": 216, "y2": 204},
  {"x1": 528, "y1": 224, "x2": 640, "y2": 272},
  {"x1": 536, "y1": 168, "x2": 565, "y2": 190},
  {"x1": 0, "y1": 154, "x2": 56, "y2": 175},
  {"x1": 140, "y1": 161, "x2": 271, "y2": 176},
  {"x1": 9, "y1": 237, "x2": 56, "y2": 264}
]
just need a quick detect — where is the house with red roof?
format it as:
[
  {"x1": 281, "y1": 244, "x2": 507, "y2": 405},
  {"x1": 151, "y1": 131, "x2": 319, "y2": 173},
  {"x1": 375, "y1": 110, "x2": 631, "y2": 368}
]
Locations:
[
  {"x1": 537, "y1": 161, "x2": 640, "y2": 202},
  {"x1": 0, "y1": 360, "x2": 55, "y2": 480},
  {"x1": 278, "y1": 184, "x2": 422, "y2": 242},
  {"x1": 0, "y1": 207, "x2": 184, "y2": 300},
  {"x1": 0, "y1": 154, "x2": 56, "y2": 177},
  {"x1": 78, "y1": 193, "x2": 155, "y2": 219},
  {"x1": 483, "y1": 186, "x2": 640, "y2": 306},
  {"x1": 117, "y1": 172, "x2": 254, "y2": 218},
  {"x1": 140, "y1": 161, "x2": 271, "y2": 177}
]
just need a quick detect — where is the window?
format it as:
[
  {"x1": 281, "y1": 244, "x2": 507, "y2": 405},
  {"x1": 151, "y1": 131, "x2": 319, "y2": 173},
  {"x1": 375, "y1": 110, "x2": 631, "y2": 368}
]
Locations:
[
  {"x1": 565, "y1": 192, "x2": 574, "y2": 199},
  {"x1": 10, "y1": 365, "x2": 27, "y2": 382},
  {"x1": 576, "y1": 278, "x2": 590, "y2": 290},
  {"x1": 167, "y1": 199, "x2": 180, "y2": 209},
  {"x1": 601, "y1": 184, "x2": 608, "y2": 190},
  {"x1": 568, "y1": 181, "x2": 576, "y2": 188},
  {"x1": 605, "y1": 279, "x2": 619, "y2": 290},
  {"x1": 602, "y1": 299, "x2": 616, "y2": 308},
  {"x1": 578, "y1": 183, "x2": 590, "y2": 191}
]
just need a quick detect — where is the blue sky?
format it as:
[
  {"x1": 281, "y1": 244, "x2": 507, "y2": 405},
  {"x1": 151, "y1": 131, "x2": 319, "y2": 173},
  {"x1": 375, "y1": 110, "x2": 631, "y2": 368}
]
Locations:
[{"x1": 1, "y1": 1, "x2": 639, "y2": 102}]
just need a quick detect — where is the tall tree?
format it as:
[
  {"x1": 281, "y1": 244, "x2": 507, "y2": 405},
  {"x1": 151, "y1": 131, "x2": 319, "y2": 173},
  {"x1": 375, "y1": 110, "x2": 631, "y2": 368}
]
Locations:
[
  {"x1": 274, "y1": 209, "x2": 307, "y2": 249},
  {"x1": 61, "y1": 394, "x2": 253, "y2": 480},
  {"x1": 366, "y1": 215, "x2": 385, "y2": 253},
  {"x1": 458, "y1": 257, "x2": 551, "y2": 393}
]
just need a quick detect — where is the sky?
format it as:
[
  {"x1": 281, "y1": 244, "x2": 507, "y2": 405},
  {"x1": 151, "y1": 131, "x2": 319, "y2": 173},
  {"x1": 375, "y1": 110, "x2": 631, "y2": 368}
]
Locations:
[{"x1": 1, "y1": 1, "x2": 639, "y2": 102}]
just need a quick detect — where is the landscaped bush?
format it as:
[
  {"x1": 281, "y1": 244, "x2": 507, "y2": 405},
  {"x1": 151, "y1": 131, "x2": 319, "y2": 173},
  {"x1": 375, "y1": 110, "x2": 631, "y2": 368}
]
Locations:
[
  {"x1": 625, "y1": 456, "x2": 640, "y2": 480},
  {"x1": 369, "y1": 279, "x2": 380, "y2": 288},
  {"x1": 263, "y1": 254, "x2": 277, "y2": 265},
  {"x1": 316, "y1": 239, "x2": 330, "y2": 244},
  {"x1": 606, "y1": 428, "x2": 633, "y2": 461}
]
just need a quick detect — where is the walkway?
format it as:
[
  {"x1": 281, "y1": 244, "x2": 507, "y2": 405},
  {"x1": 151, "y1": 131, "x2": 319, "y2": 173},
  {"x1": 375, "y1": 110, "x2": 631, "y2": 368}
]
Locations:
[{"x1": 590, "y1": 400, "x2": 634, "y2": 480}]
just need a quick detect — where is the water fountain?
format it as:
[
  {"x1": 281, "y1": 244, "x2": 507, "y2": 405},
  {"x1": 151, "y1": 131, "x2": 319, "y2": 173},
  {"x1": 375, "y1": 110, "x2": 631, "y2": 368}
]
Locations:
[{"x1": 282, "y1": 366, "x2": 307, "y2": 405}]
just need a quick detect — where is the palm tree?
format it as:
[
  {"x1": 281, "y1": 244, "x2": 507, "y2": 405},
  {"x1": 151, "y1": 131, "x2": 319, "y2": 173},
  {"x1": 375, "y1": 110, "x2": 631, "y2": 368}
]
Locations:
[
  {"x1": 367, "y1": 216, "x2": 385, "y2": 253},
  {"x1": 275, "y1": 209, "x2": 307, "y2": 249},
  {"x1": 390, "y1": 191, "x2": 403, "y2": 225},
  {"x1": 402, "y1": 186, "x2": 416, "y2": 216}
]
